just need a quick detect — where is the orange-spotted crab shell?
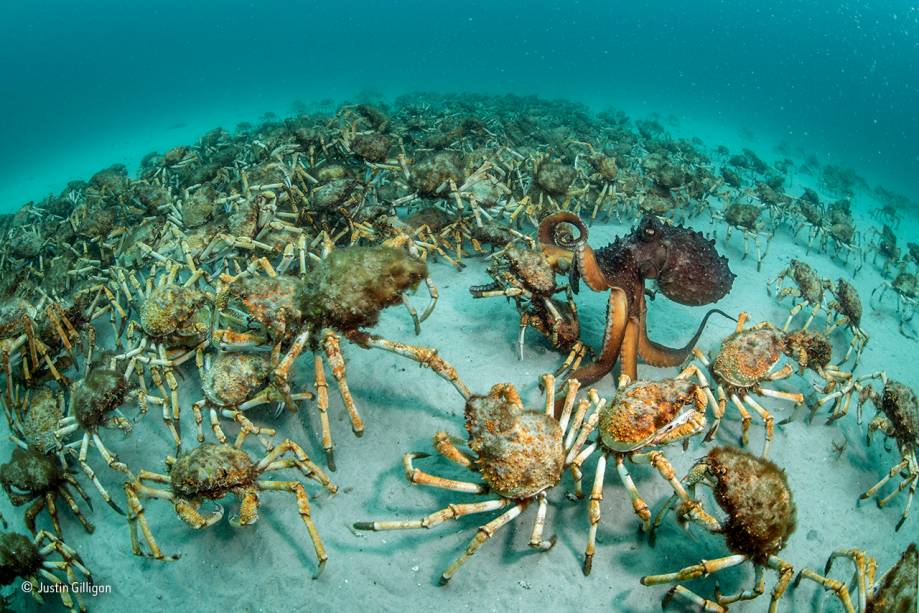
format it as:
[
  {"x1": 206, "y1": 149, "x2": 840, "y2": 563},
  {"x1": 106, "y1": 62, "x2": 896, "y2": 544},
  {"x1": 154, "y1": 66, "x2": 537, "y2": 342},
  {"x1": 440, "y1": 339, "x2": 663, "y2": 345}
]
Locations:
[
  {"x1": 599, "y1": 379, "x2": 707, "y2": 452},
  {"x1": 464, "y1": 384, "x2": 564, "y2": 499},
  {"x1": 712, "y1": 327, "x2": 784, "y2": 390}
]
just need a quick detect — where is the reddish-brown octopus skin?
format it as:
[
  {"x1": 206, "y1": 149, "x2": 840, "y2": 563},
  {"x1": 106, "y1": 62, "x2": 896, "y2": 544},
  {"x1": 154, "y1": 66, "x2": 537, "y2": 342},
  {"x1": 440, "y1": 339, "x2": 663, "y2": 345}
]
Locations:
[
  {"x1": 464, "y1": 384, "x2": 564, "y2": 499},
  {"x1": 593, "y1": 215, "x2": 735, "y2": 311}
]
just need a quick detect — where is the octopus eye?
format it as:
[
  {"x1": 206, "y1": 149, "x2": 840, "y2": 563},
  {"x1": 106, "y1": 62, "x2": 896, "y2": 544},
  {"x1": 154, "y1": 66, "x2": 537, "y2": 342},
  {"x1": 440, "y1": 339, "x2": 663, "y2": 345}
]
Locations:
[{"x1": 638, "y1": 215, "x2": 660, "y2": 241}]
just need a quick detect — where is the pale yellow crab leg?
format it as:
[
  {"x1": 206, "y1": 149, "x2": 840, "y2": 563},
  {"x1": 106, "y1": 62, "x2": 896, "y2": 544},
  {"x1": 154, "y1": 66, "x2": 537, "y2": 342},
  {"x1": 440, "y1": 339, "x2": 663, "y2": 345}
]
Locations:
[
  {"x1": 582, "y1": 453, "x2": 607, "y2": 575},
  {"x1": 402, "y1": 453, "x2": 486, "y2": 493},
  {"x1": 322, "y1": 332, "x2": 363, "y2": 437},
  {"x1": 569, "y1": 442, "x2": 597, "y2": 498},
  {"x1": 348, "y1": 331, "x2": 472, "y2": 400},
  {"x1": 354, "y1": 498, "x2": 508, "y2": 532},
  {"x1": 661, "y1": 585, "x2": 726, "y2": 613},
  {"x1": 528, "y1": 492, "x2": 555, "y2": 550},
  {"x1": 256, "y1": 480, "x2": 328, "y2": 578},
  {"x1": 557, "y1": 379, "x2": 581, "y2": 434},
  {"x1": 439, "y1": 500, "x2": 529, "y2": 584},
  {"x1": 312, "y1": 352, "x2": 335, "y2": 469},
  {"x1": 432, "y1": 432, "x2": 474, "y2": 468},
  {"x1": 793, "y1": 568, "x2": 856, "y2": 613},
  {"x1": 641, "y1": 553, "x2": 749, "y2": 585}
]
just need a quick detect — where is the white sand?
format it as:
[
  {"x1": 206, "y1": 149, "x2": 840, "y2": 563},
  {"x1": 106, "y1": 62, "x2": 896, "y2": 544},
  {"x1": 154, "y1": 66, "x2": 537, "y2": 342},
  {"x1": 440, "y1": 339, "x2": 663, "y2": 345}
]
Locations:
[{"x1": 2, "y1": 189, "x2": 916, "y2": 612}]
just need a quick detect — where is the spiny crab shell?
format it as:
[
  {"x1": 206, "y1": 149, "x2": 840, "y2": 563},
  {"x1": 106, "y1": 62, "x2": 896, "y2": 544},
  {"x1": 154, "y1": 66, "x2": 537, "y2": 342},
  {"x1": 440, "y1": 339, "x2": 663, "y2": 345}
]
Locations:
[
  {"x1": 881, "y1": 381, "x2": 918, "y2": 447},
  {"x1": 0, "y1": 298, "x2": 33, "y2": 339},
  {"x1": 464, "y1": 383, "x2": 564, "y2": 499},
  {"x1": 500, "y1": 246, "x2": 557, "y2": 294},
  {"x1": 170, "y1": 444, "x2": 256, "y2": 500},
  {"x1": 707, "y1": 447, "x2": 796, "y2": 562},
  {"x1": 228, "y1": 274, "x2": 302, "y2": 339},
  {"x1": 71, "y1": 369, "x2": 127, "y2": 429},
  {"x1": 0, "y1": 447, "x2": 63, "y2": 497},
  {"x1": 0, "y1": 532, "x2": 44, "y2": 584},
  {"x1": 712, "y1": 326, "x2": 784, "y2": 390},
  {"x1": 140, "y1": 285, "x2": 210, "y2": 342},
  {"x1": 783, "y1": 329, "x2": 832, "y2": 370},
  {"x1": 20, "y1": 388, "x2": 63, "y2": 452},
  {"x1": 599, "y1": 379, "x2": 706, "y2": 453},
  {"x1": 832, "y1": 278, "x2": 862, "y2": 325},
  {"x1": 873, "y1": 544, "x2": 918, "y2": 610},
  {"x1": 301, "y1": 246, "x2": 427, "y2": 332},
  {"x1": 202, "y1": 352, "x2": 272, "y2": 408},
  {"x1": 785, "y1": 259, "x2": 824, "y2": 303}
]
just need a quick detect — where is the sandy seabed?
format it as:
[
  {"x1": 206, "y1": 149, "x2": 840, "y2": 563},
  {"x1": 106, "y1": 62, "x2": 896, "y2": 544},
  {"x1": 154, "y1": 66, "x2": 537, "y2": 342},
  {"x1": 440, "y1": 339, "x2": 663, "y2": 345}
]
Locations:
[{"x1": 2, "y1": 194, "x2": 916, "y2": 613}]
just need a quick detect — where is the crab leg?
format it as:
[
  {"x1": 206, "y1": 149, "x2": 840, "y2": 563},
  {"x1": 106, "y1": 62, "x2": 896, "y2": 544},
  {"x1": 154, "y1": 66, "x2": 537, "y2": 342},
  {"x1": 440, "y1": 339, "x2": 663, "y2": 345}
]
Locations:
[
  {"x1": 582, "y1": 453, "x2": 607, "y2": 575},
  {"x1": 124, "y1": 481, "x2": 167, "y2": 560},
  {"x1": 569, "y1": 442, "x2": 597, "y2": 498},
  {"x1": 432, "y1": 432, "x2": 474, "y2": 468},
  {"x1": 439, "y1": 501, "x2": 529, "y2": 584},
  {"x1": 743, "y1": 395, "x2": 775, "y2": 457},
  {"x1": 642, "y1": 553, "x2": 749, "y2": 585},
  {"x1": 402, "y1": 453, "x2": 486, "y2": 493},
  {"x1": 349, "y1": 332, "x2": 472, "y2": 400},
  {"x1": 322, "y1": 332, "x2": 363, "y2": 436},
  {"x1": 257, "y1": 480, "x2": 328, "y2": 578},
  {"x1": 528, "y1": 492, "x2": 555, "y2": 550},
  {"x1": 65, "y1": 449, "x2": 123, "y2": 514},
  {"x1": 662, "y1": 585, "x2": 726, "y2": 613},
  {"x1": 312, "y1": 353, "x2": 335, "y2": 468},
  {"x1": 354, "y1": 498, "x2": 508, "y2": 532}
]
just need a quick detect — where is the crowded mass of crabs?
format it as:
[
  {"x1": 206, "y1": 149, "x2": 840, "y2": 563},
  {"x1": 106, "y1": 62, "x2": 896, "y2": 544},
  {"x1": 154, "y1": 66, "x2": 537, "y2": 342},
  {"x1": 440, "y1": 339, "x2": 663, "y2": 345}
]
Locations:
[{"x1": 0, "y1": 94, "x2": 916, "y2": 611}]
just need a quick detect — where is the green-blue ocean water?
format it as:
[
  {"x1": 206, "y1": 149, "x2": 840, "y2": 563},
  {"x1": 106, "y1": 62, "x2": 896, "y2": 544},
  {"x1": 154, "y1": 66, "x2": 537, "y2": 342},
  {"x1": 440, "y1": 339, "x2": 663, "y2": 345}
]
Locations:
[
  {"x1": 1, "y1": 1, "x2": 917, "y2": 210},
  {"x1": 0, "y1": 3, "x2": 917, "y2": 613}
]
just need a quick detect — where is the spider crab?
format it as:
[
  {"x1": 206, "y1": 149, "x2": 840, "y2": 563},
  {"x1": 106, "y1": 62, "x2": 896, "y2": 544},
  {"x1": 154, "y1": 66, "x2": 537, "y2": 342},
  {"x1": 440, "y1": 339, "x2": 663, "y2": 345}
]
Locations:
[
  {"x1": 796, "y1": 542, "x2": 917, "y2": 612},
  {"x1": 124, "y1": 433, "x2": 335, "y2": 577},
  {"x1": 693, "y1": 313, "x2": 806, "y2": 457},
  {"x1": 469, "y1": 245, "x2": 588, "y2": 377},
  {"x1": 213, "y1": 244, "x2": 470, "y2": 468},
  {"x1": 646, "y1": 447, "x2": 797, "y2": 613},
  {"x1": 355, "y1": 375, "x2": 595, "y2": 584},
  {"x1": 538, "y1": 213, "x2": 734, "y2": 387},
  {"x1": 0, "y1": 530, "x2": 93, "y2": 612},
  {"x1": 568, "y1": 365, "x2": 721, "y2": 574}
]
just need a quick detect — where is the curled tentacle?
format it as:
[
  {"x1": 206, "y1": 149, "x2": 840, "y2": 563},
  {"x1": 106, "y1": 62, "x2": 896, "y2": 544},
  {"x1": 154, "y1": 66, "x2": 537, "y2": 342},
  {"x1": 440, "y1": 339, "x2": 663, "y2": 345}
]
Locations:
[
  {"x1": 639, "y1": 306, "x2": 735, "y2": 367},
  {"x1": 538, "y1": 212, "x2": 608, "y2": 292}
]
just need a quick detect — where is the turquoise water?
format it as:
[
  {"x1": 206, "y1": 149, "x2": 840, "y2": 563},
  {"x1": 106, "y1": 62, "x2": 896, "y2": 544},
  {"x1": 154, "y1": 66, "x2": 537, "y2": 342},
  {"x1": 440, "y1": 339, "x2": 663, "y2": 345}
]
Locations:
[
  {"x1": 1, "y1": 1, "x2": 917, "y2": 210},
  {"x1": 1, "y1": 3, "x2": 918, "y2": 612}
]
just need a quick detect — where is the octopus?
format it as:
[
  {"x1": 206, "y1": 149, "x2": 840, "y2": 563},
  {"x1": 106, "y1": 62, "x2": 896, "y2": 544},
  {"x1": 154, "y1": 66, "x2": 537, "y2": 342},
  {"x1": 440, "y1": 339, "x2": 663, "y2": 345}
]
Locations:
[{"x1": 538, "y1": 213, "x2": 734, "y2": 387}]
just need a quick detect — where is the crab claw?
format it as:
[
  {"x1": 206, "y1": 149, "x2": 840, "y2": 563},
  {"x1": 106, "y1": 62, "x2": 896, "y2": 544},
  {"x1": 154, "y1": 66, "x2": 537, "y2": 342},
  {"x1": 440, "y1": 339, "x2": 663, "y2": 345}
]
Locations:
[{"x1": 202, "y1": 502, "x2": 225, "y2": 527}]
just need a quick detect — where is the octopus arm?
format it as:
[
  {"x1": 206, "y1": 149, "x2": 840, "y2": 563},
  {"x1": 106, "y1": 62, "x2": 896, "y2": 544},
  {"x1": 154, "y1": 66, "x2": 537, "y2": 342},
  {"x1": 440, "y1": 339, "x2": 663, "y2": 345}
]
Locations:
[
  {"x1": 564, "y1": 286, "x2": 629, "y2": 386},
  {"x1": 638, "y1": 304, "x2": 735, "y2": 367},
  {"x1": 538, "y1": 212, "x2": 609, "y2": 292}
]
